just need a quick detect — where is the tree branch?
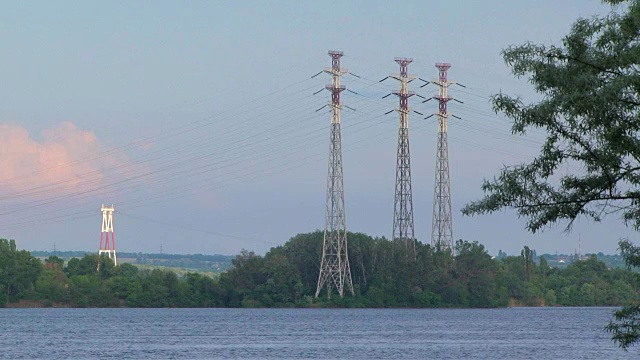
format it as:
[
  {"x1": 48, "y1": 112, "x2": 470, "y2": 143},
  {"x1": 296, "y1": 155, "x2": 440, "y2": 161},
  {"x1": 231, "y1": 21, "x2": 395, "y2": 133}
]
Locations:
[
  {"x1": 513, "y1": 194, "x2": 640, "y2": 209},
  {"x1": 546, "y1": 52, "x2": 623, "y2": 76}
]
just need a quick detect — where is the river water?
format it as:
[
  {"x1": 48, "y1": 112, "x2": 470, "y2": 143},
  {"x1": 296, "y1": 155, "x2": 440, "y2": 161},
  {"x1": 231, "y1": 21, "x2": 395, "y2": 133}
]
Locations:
[{"x1": 0, "y1": 307, "x2": 633, "y2": 359}]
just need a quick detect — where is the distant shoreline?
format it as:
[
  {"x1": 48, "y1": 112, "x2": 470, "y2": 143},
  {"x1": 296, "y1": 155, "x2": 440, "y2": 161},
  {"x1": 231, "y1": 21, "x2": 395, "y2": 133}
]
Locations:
[{"x1": 3, "y1": 299, "x2": 621, "y2": 310}]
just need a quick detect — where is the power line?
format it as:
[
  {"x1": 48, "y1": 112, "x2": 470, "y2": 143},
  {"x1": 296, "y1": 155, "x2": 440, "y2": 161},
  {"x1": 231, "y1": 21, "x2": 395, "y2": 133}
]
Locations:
[
  {"x1": 0, "y1": 77, "x2": 322, "y2": 187},
  {"x1": 118, "y1": 211, "x2": 273, "y2": 246}
]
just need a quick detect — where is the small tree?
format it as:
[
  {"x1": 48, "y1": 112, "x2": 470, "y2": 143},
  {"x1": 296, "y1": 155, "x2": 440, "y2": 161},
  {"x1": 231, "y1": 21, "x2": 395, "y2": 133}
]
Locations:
[{"x1": 606, "y1": 240, "x2": 640, "y2": 349}]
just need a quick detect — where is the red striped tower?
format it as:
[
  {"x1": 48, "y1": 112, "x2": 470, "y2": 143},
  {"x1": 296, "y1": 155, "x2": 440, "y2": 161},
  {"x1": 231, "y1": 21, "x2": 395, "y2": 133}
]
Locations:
[{"x1": 98, "y1": 204, "x2": 117, "y2": 266}]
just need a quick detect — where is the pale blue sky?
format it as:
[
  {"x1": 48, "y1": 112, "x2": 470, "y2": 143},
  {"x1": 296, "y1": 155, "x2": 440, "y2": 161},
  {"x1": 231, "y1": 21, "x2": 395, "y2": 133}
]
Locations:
[{"x1": 0, "y1": 1, "x2": 631, "y2": 256}]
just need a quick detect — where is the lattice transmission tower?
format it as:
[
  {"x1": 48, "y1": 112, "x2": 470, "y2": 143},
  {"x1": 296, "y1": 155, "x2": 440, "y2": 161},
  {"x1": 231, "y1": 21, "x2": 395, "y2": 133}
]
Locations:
[
  {"x1": 431, "y1": 63, "x2": 456, "y2": 253},
  {"x1": 98, "y1": 204, "x2": 117, "y2": 266},
  {"x1": 315, "y1": 50, "x2": 354, "y2": 298},
  {"x1": 390, "y1": 58, "x2": 416, "y2": 254}
]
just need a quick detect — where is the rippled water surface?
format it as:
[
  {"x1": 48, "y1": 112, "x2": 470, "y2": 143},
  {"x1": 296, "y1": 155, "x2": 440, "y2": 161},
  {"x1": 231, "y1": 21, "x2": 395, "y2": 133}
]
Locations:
[{"x1": 0, "y1": 307, "x2": 633, "y2": 359}]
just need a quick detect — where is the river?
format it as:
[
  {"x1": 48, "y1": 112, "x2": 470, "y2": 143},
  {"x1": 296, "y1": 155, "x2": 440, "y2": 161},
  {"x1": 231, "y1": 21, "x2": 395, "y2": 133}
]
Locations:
[{"x1": 0, "y1": 307, "x2": 633, "y2": 359}]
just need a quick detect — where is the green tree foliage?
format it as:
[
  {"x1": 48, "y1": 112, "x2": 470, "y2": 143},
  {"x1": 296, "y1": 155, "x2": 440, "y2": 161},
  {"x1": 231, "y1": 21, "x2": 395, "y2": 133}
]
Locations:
[
  {"x1": 607, "y1": 240, "x2": 640, "y2": 350},
  {"x1": 521, "y1": 246, "x2": 535, "y2": 281},
  {"x1": 215, "y1": 232, "x2": 640, "y2": 309},
  {"x1": 0, "y1": 239, "x2": 42, "y2": 306},
  {"x1": 456, "y1": 0, "x2": 640, "y2": 350},
  {"x1": 218, "y1": 250, "x2": 268, "y2": 307},
  {"x1": 1, "y1": 233, "x2": 639, "y2": 314},
  {"x1": 462, "y1": 0, "x2": 640, "y2": 233},
  {"x1": 35, "y1": 258, "x2": 71, "y2": 303},
  {"x1": 455, "y1": 241, "x2": 499, "y2": 307}
]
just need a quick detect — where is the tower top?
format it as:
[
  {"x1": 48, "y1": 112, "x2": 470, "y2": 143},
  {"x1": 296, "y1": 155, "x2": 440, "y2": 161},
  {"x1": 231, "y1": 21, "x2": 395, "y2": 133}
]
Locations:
[
  {"x1": 436, "y1": 63, "x2": 452, "y2": 83},
  {"x1": 101, "y1": 204, "x2": 114, "y2": 211},
  {"x1": 394, "y1": 57, "x2": 413, "y2": 63},
  {"x1": 395, "y1": 57, "x2": 414, "y2": 77}
]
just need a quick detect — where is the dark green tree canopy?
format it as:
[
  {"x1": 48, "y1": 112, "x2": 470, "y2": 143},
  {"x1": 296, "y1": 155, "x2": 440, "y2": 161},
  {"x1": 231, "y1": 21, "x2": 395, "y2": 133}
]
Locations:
[{"x1": 462, "y1": 0, "x2": 640, "y2": 233}]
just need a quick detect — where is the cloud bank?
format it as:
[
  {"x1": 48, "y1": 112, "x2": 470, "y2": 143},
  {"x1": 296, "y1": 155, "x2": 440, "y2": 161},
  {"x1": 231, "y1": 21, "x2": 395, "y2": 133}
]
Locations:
[{"x1": 0, "y1": 122, "x2": 126, "y2": 195}]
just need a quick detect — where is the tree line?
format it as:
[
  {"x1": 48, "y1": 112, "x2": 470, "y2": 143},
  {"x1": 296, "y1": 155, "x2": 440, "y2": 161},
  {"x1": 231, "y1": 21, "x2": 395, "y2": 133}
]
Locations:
[
  {"x1": 1, "y1": 232, "x2": 638, "y2": 308},
  {"x1": 30, "y1": 251, "x2": 233, "y2": 272}
]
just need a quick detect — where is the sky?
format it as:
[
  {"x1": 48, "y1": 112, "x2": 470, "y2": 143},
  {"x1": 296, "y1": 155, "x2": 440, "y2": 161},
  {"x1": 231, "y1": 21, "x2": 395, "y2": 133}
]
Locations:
[{"x1": 0, "y1": 0, "x2": 634, "y2": 256}]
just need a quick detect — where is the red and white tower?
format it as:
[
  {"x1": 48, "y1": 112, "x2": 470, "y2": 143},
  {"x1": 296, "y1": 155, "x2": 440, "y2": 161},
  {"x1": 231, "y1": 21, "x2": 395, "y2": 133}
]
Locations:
[
  {"x1": 431, "y1": 63, "x2": 455, "y2": 253},
  {"x1": 315, "y1": 50, "x2": 354, "y2": 298},
  {"x1": 391, "y1": 57, "x2": 416, "y2": 255},
  {"x1": 98, "y1": 204, "x2": 117, "y2": 266}
]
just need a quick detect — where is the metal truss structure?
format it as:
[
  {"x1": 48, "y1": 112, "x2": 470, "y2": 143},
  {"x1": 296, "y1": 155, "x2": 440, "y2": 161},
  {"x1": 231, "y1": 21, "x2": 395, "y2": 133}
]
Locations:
[
  {"x1": 431, "y1": 63, "x2": 455, "y2": 253},
  {"x1": 98, "y1": 204, "x2": 117, "y2": 267},
  {"x1": 391, "y1": 58, "x2": 416, "y2": 255},
  {"x1": 316, "y1": 50, "x2": 354, "y2": 298}
]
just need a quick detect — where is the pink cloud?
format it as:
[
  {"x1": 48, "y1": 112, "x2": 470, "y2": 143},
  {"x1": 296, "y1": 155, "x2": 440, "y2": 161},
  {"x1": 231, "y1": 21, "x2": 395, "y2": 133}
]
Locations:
[{"x1": 0, "y1": 122, "x2": 126, "y2": 195}]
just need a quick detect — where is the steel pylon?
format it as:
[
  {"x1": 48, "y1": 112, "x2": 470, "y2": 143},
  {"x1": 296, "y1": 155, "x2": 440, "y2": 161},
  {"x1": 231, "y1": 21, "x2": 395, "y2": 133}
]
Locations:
[
  {"x1": 316, "y1": 50, "x2": 354, "y2": 298},
  {"x1": 391, "y1": 58, "x2": 416, "y2": 254},
  {"x1": 98, "y1": 203, "x2": 117, "y2": 269},
  {"x1": 431, "y1": 63, "x2": 455, "y2": 253}
]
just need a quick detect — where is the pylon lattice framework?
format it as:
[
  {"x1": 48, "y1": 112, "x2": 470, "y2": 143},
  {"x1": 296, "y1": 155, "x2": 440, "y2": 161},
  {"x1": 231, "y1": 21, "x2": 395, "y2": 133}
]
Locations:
[
  {"x1": 99, "y1": 204, "x2": 117, "y2": 266},
  {"x1": 391, "y1": 57, "x2": 416, "y2": 254},
  {"x1": 431, "y1": 63, "x2": 455, "y2": 253},
  {"x1": 316, "y1": 50, "x2": 354, "y2": 298}
]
